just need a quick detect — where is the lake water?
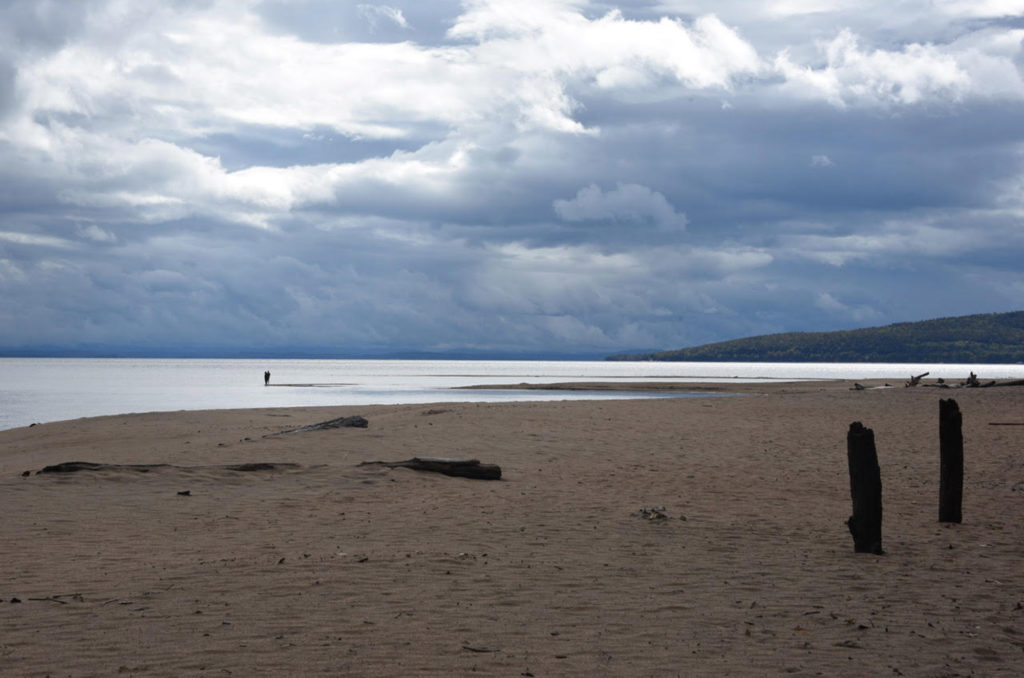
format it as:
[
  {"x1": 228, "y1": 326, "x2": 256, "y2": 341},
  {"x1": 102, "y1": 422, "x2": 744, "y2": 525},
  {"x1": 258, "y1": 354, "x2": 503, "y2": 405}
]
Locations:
[{"x1": 2, "y1": 358, "x2": 1022, "y2": 431}]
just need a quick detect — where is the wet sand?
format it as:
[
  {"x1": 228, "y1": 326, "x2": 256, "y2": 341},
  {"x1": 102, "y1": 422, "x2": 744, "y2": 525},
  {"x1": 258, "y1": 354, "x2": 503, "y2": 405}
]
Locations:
[{"x1": 1, "y1": 380, "x2": 1021, "y2": 676}]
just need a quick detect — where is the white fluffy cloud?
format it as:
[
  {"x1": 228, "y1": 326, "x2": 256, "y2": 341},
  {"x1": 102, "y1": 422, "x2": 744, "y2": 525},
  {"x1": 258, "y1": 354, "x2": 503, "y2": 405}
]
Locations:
[
  {"x1": 774, "y1": 29, "x2": 971, "y2": 106},
  {"x1": 10, "y1": 0, "x2": 764, "y2": 144},
  {"x1": 2, "y1": 0, "x2": 767, "y2": 231}
]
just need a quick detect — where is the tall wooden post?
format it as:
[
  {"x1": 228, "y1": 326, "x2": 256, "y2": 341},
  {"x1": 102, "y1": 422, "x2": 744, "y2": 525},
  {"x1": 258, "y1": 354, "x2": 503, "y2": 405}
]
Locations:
[
  {"x1": 939, "y1": 399, "x2": 963, "y2": 523},
  {"x1": 846, "y1": 422, "x2": 883, "y2": 554}
]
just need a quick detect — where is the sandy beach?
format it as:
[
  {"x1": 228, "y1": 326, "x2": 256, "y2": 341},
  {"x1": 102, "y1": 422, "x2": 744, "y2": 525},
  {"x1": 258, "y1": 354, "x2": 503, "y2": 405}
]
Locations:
[{"x1": 1, "y1": 380, "x2": 1021, "y2": 677}]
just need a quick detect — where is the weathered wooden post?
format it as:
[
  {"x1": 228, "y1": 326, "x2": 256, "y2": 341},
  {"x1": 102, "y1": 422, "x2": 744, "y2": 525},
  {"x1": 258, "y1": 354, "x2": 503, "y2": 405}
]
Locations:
[
  {"x1": 846, "y1": 422, "x2": 883, "y2": 554},
  {"x1": 939, "y1": 398, "x2": 963, "y2": 523}
]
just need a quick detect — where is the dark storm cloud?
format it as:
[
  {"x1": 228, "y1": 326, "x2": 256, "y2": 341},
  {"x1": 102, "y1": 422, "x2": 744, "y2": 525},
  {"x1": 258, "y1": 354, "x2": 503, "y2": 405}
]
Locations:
[{"x1": 1, "y1": 0, "x2": 1023, "y2": 355}]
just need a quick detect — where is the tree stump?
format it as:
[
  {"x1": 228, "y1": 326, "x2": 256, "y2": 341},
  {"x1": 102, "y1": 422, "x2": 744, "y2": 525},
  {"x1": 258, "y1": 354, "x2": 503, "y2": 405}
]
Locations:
[
  {"x1": 939, "y1": 399, "x2": 963, "y2": 523},
  {"x1": 846, "y1": 422, "x2": 883, "y2": 554}
]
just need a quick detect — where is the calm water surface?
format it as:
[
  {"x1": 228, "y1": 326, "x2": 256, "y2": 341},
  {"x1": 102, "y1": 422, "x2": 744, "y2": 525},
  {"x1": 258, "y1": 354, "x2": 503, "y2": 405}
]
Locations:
[{"x1": 2, "y1": 358, "x2": 1022, "y2": 431}]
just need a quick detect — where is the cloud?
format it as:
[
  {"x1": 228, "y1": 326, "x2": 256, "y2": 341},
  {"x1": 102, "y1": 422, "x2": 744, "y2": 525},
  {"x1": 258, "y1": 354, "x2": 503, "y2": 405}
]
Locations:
[
  {"x1": 1, "y1": 0, "x2": 1023, "y2": 355},
  {"x1": 814, "y1": 291, "x2": 880, "y2": 322},
  {"x1": 77, "y1": 224, "x2": 118, "y2": 243},
  {"x1": 357, "y1": 4, "x2": 411, "y2": 30},
  {"x1": 0, "y1": 231, "x2": 76, "y2": 249},
  {"x1": 774, "y1": 29, "x2": 971, "y2": 106},
  {"x1": 2, "y1": 0, "x2": 767, "y2": 232},
  {"x1": 554, "y1": 183, "x2": 688, "y2": 231},
  {"x1": 781, "y1": 214, "x2": 1011, "y2": 267},
  {"x1": 937, "y1": 0, "x2": 1024, "y2": 18}
]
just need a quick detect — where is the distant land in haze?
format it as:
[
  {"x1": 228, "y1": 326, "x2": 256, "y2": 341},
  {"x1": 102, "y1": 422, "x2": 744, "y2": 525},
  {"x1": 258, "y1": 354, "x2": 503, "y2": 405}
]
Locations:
[
  {"x1": 608, "y1": 312, "x2": 1024, "y2": 363},
  {"x1": 0, "y1": 345, "x2": 608, "y2": 361}
]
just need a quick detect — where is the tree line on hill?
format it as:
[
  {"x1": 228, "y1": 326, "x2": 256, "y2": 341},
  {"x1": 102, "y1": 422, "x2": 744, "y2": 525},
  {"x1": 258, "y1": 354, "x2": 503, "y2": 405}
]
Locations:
[{"x1": 608, "y1": 311, "x2": 1024, "y2": 363}]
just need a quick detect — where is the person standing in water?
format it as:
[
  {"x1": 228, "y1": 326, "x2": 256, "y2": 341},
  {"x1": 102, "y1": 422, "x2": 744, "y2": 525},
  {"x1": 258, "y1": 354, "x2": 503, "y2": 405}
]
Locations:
[{"x1": 264, "y1": 370, "x2": 270, "y2": 386}]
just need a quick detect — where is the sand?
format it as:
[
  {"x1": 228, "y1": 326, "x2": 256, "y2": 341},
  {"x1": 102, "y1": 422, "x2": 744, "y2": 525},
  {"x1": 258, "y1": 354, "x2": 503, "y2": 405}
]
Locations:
[{"x1": 0, "y1": 380, "x2": 1021, "y2": 677}]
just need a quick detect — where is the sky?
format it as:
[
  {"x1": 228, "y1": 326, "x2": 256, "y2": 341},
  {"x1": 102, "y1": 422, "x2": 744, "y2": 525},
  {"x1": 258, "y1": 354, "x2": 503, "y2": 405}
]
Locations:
[{"x1": 1, "y1": 0, "x2": 1023, "y2": 357}]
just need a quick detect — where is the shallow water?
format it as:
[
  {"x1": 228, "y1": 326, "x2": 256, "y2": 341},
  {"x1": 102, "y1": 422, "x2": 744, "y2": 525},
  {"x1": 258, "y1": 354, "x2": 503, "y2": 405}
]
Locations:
[{"x1": 2, "y1": 357, "x2": 1021, "y2": 431}]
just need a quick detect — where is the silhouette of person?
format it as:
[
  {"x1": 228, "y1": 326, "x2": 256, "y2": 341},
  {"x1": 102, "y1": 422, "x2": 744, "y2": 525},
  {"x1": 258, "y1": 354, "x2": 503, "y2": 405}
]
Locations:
[{"x1": 264, "y1": 370, "x2": 270, "y2": 386}]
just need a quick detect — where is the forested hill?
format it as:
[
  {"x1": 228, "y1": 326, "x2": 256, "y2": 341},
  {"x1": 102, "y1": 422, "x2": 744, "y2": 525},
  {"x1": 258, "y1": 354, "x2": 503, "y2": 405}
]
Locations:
[{"x1": 608, "y1": 312, "x2": 1024, "y2": 363}]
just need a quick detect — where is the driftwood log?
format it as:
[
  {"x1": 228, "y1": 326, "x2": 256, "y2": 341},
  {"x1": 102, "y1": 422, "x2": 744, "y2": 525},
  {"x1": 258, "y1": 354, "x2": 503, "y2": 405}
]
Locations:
[
  {"x1": 36, "y1": 461, "x2": 298, "y2": 474},
  {"x1": 358, "y1": 457, "x2": 501, "y2": 480},
  {"x1": 920, "y1": 377, "x2": 1023, "y2": 389},
  {"x1": 993, "y1": 379, "x2": 1024, "y2": 387},
  {"x1": 851, "y1": 383, "x2": 893, "y2": 391},
  {"x1": 905, "y1": 372, "x2": 929, "y2": 387},
  {"x1": 846, "y1": 422, "x2": 884, "y2": 554},
  {"x1": 266, "y1": 415, "x2": 369, "y2": 436}
]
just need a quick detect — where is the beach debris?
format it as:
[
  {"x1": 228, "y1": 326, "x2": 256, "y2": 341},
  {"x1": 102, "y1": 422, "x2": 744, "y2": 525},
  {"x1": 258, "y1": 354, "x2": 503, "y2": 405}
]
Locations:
[
  {"x1": 636, "y1": 506, "x2": 669, "y2": 520},
  {"x1": 358, "y1": 457, "x2": 501, "y2": 480},
  {"x1": 226, "y1": 462, "x2": 286, "y2": 472},
  {"x1": 35, "y1": 461, "x2": 299, "y2": 475},
  {"x1": 39, "y1": 461, "x2": 158, "y2": 474},
  {"x1": 846, "y1": 422, "x2": 884, "y2": 555},
  {"x1": 266, "y1": 415, "x2": 369, "y2": 436},
  {"x1": 905, "y1": 371, "x2": 929, "y2": 387},
  {"x1": 892, "y1": 372, "x2": 1024, "y2": 390},
  {"x1": 177, "y1": 490, "x2": 191, "y2": 496}
]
